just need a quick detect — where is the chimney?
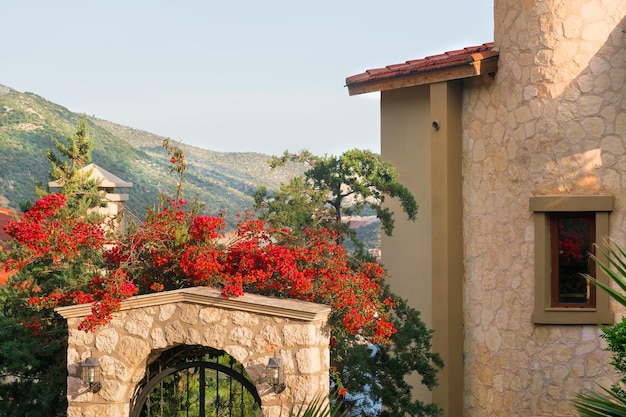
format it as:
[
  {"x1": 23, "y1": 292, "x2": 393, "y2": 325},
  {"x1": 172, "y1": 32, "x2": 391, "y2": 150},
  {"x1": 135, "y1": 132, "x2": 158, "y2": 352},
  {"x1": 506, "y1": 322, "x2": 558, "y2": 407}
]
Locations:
[{"x1": 49, "y1": 163, "x2": 132, "y2": 229}]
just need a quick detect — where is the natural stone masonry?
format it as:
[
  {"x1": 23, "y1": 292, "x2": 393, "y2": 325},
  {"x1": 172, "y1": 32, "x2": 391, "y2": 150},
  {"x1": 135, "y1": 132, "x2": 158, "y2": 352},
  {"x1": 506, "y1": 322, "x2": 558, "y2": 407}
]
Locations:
[
  {"x1": 56, "y1": 287, "x2": 331, "y2": 417},
  {"x1": 462, "y1": 1, "x2": 626, "y2": 415}
]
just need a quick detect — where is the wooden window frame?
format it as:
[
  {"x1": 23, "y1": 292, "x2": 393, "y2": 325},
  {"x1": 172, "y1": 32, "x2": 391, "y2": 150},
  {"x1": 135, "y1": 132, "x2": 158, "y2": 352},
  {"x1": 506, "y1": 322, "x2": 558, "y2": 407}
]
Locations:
[{"x1": 530, "y1": 195, "x2": 613, "y2": 324}]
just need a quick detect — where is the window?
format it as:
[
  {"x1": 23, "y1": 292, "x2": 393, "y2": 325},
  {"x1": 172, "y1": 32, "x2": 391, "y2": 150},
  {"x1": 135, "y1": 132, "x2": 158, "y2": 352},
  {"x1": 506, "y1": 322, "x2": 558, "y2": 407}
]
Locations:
[
  {"x1": 530, "y1": 195, "x2": 613, "y2": 324},
  {"x1": 550, "y1": 212, "x2": 595, "y2": 308}
]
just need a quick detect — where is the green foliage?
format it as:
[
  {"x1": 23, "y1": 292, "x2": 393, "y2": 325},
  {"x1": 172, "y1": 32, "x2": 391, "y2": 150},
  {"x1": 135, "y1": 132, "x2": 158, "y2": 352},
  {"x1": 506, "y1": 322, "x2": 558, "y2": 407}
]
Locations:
[
  {"x1": 586, "y1": 241, "x2": 626, "y2": 395},
  {"x1": 586, "y1": 242, "x2": 626, "y2": 307},
  {"x1": 576, "y1": 387, "x2": 626, "y2": 417},
  {"x1": 378, "y1": 293, "x2": 443, "y2": 416},
  {"x1": 0, "y1": 288, "x2": 68, "y2": 417},
  {"x1": 575, "y1": 241, "x2": 626, "y2": 416},
  {"x1": 0, "y1": 315, "x2": 67, "y2": 417},
  {"x1": 0, "y1": 120, "x2": 105, "y2": 416},
  {"x1": 601, "y1": 318, "x2": 626, "y2": 398},
  {"x1": 47, "y1": 116, "x2": 94, "y2": 180},
  {"x1": 284, "y1": 394, "x2": 347, "y2": 417},
  {"x1": 0, "y1": 107, "x2": 32, "y2": 127},
  {"x1": 333, "y1": 290, "x2": 443, "y2": 417},
  {"x1": 258, "y1": 149, "x2": 441, "y2": 417},
  {"x1": 254, "y1": 176, "x2": 329, "y2": 232},
  {"x1": 42, "y1": 115, "x2": 103, "y2": 212},
  {"x1": 262, "y1": 149, "x2": 417, "y2": 253}
]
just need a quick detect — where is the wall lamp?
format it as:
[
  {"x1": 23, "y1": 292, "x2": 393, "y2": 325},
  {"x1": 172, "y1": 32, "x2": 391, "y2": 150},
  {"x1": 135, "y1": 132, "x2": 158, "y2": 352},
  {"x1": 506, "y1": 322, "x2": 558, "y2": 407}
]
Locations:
[
  {"x1": 266, "y1": 353, "x2": 286, "y2": 393},
  {"x1": 81, "y1": 356, "x2": 102, "y2": 393}
]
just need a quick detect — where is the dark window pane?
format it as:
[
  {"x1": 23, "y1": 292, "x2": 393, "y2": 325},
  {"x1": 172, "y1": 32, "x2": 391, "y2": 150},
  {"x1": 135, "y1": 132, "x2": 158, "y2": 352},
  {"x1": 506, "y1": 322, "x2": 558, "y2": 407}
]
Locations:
[{"x1": 551, "y1": 213, "x2": 595, "y2": 307}]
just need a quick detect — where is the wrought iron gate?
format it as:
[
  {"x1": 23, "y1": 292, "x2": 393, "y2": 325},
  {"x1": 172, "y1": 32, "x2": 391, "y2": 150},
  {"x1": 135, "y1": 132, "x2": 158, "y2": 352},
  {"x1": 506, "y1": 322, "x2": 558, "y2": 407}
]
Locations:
[{"x1": 130, "y1": 346, "x2": 262, "y2": 417}]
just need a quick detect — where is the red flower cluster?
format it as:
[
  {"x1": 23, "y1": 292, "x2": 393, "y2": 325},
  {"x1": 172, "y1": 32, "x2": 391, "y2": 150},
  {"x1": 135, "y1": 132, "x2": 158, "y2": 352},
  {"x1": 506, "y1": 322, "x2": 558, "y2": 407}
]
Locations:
[
  {"x1": 76, "y1": 271, "x2": 138, "y2": 331},
  {"x1": 559, "y1": 230, "x2": 585, "y2": 265},
  {"x1": 5, "y1": 194, "x2": 397, "y2": 343},
  {"x1": 4, "y1": 193, "x2": 105, "y2": 270}
]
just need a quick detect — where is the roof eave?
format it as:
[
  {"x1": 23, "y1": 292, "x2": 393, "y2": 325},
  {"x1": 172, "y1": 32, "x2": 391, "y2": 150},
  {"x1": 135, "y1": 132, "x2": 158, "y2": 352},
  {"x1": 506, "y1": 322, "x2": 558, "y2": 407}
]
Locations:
[{"x1": 347, "y1": 54, "x2": 498, "y2": 96}]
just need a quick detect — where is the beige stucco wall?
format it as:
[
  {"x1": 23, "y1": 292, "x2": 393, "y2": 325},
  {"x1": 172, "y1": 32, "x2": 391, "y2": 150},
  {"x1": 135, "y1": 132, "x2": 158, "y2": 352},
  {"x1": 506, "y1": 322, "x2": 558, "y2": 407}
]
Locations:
[
  {"x1": 57, "y1": 287, "x2": 331, "y2": 417},
  {"x1": 461, "y1": 1, "x2": 626, "y2": 416},
  {"x1": 381, "y1": 85, "x2": 436, "y2": 406},
  {"x1": 381, "y1": 85, "x2": 433, "y2": 329},
  {"x1": 381, "y1": 82, "x2": 465, "y2": 415}
]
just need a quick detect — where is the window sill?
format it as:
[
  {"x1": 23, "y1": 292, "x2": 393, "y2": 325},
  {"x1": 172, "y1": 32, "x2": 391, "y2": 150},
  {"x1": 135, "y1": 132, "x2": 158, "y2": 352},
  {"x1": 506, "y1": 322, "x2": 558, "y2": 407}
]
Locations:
[{"x1": 532, "y1": 309, "x2": 613, "y2": 325}]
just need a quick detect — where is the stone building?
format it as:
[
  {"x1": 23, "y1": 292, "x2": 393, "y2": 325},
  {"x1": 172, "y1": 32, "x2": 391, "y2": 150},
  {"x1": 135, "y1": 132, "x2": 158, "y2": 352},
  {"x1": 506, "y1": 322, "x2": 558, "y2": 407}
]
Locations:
[{"x1": 346, "y1": 1, "x2": 625, "y2": 416}]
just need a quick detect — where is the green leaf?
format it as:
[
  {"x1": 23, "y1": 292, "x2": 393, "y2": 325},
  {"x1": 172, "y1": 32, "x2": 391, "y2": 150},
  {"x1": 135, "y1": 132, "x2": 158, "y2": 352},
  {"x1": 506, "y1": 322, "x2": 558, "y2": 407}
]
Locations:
[
  {"x1": 283, "y1": 393, "x2": 348, "y2": 417},
  {"x1": 575, "y1": 386, "x2": 626, "y2": 416}
]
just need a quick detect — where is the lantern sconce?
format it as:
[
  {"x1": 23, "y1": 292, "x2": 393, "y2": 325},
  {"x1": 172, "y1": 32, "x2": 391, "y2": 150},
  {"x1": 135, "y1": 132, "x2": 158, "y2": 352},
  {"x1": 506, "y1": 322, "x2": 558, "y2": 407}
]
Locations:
[
  {"x1": 81, "y1": 356, "x2": 102, "y2": 393},
  {"x1": 266, "y1": 353, "x2": 286, "y2": 393}
]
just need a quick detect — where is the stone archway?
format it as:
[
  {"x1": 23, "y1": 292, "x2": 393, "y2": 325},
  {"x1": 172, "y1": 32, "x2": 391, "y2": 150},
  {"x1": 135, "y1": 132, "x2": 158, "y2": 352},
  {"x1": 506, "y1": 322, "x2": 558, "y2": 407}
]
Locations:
[{"x1": 56, "y1": 287, "x2": 332, "y2": 417}]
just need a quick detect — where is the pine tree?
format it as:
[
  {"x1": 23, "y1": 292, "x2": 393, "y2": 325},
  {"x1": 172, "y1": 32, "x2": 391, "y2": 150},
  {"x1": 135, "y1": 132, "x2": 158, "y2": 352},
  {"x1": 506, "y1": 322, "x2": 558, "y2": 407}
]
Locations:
[
  {"x1": 255, "y1": 149, "x2": 442, "y2": 417},
  {"x1": 0, "y1": 117, "x2": 104, "y2": 417}
]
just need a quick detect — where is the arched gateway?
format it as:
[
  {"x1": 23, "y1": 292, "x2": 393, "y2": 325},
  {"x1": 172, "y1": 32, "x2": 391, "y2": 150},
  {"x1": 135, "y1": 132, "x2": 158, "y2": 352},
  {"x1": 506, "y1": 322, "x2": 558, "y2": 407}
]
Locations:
[
  {"x1": 129, "y1": 345, "x2": 262, "y2": 417},
  {"x1": 56, "y1": 287, "x2": 332, "y2": 417}
]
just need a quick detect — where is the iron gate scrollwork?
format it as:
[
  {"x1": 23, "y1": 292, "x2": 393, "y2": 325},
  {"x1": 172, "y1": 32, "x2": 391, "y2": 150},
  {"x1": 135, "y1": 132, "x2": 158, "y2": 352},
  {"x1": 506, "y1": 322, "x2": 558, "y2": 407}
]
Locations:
[{"x1": 130, "y1": 346, "x2": 262, "y2": 417}]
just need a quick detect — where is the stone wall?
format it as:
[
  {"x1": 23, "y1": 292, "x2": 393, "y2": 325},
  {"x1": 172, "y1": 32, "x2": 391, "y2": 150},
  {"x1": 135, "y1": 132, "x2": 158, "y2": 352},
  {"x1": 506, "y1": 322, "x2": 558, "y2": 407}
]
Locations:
[
  {"x1": 56, "y1": 287, "x2": 331, "y2": 417},
  {"x1": 462, "y1": 1, "x2": 626, "y2": 415}
]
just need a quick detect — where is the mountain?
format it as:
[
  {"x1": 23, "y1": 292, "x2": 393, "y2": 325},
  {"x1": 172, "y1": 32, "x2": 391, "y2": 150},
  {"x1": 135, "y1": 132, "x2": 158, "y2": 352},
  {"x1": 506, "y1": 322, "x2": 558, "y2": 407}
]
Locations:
[{"x1": 0, "y1": 85, "x2": 303, "y2": 226}]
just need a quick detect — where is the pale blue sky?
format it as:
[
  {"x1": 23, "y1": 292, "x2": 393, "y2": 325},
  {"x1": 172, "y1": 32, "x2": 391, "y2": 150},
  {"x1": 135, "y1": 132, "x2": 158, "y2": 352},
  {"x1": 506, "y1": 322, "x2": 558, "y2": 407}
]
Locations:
[{"x1": 4, "y1": 1, "x2": 493, "y2": 155}]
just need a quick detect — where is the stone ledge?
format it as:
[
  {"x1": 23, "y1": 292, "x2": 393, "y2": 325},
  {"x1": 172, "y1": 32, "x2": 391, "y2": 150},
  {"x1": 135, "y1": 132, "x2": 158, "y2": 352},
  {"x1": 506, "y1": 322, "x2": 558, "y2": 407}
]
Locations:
[{"x1": 56, "y1": 286, "x2": 331, "y2": 322}]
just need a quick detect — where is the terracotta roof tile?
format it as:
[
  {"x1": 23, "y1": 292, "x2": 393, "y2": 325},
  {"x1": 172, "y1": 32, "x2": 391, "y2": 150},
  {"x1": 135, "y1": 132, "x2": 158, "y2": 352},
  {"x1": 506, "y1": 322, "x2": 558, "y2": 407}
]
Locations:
[
  {"x1": 0, "y1": 207, "x2": 20, "y2": 286},
  {"x1": 385, "y1": 63, "x2": 411, "y2": 71},
  {"x1": 445, "y1": 48, "x2": 470, "y2": 56},
  {"x1": 0, "y1": 270, "x2": 12, "y2": 286},
  {"x1": 0, "y1": 207, "x2": 19, "y2": 247},
  {"x1": 346, "y1": 42, "x2": 496, "y2": 87}
]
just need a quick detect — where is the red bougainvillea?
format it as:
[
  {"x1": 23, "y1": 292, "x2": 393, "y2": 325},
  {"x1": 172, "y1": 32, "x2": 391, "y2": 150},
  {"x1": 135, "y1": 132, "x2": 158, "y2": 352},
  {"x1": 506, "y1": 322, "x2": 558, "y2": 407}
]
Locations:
[
  {"x1": 100, "y1": 197, "x2": 395, "y2": 343},
  {"x1": 4, "y1": 193, "x2": 106, "y2": 270},
  {"x1": 4, "y1": 164, "x2": 396, "y2": 345}
]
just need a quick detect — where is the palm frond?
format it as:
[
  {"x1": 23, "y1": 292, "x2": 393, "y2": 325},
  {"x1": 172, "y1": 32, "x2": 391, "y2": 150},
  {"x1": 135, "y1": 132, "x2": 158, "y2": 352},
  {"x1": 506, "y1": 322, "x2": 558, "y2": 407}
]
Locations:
[
  {"x1": 283, "y1": 394, "x2": 348, "y2": 417},
  {"x1": 585, "y1": 241, "x2": 626, "y2": 306},
  {"x1": 576, "y1": 239, "x2": 626, "y2": 416},
  {"x1": 575, "y1": 387, "x2": 626, "y2": 416}
]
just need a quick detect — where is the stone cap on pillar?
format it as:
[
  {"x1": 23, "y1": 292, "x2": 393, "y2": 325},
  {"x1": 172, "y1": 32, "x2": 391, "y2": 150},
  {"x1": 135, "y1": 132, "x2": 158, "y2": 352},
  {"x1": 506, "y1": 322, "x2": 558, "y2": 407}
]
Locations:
[
  {"x1": 49, "y1": 163, "x2": 132, "y2": 203},
  {"x1": 49, "y1": 163, "x2": 133, "y2": 189}
]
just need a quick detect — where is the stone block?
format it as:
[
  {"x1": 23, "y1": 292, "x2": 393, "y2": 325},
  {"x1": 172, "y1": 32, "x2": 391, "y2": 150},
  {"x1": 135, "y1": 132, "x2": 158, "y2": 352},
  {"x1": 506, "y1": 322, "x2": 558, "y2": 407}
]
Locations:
[
  {"x1": 283, "y1": 325, "x2": 317, "y2": 346},
  {"x1": 295, "y1": 348, "x2": 321, "y2": 374}
]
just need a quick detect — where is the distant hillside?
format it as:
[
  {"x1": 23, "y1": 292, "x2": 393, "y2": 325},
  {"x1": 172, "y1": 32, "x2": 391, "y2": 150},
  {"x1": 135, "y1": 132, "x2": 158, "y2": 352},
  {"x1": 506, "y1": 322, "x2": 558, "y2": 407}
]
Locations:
[{"x1": 0, "y1": 85, "x2": 303, "y2": 226}]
